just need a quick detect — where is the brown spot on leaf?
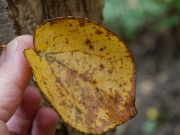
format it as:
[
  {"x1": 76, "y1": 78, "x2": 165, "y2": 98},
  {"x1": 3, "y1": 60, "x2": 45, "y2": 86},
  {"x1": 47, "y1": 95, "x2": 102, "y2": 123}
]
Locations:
[
  {"x1": 99, "y1": 64, "x2": 105, "y2": 70},
  {"x1": 85, "y1": 39, "x2": 94, "y2": 50},
  {"x1": 107, "y1": 69, "x2": 113, "y2": 74},
  {"x1": 65, "y1": 41, "x2": 69, "y2": 44},
  {"x1": 99, "y1": 48, "x2": 104, "y2": 51},
  {"x1": 49, "y1": 20, "x2": 56, "y2": 26},
  {"x1": 92, "y1": 80, "x2": 97, "y2": 84},
  {"x1": 79, "y1": 73, "x2": 89, "y2": 82},
  {"x1": 43, "y1": 81, "x2": 47, "y2": 85},
  {"x1": 95, "y1": 29, "x2": 103, "y2": 35},
  {"x1": 85, "y1": 39, "x2": 91, "y2": 45},
  {"x1": 89, "y1": 44, "x2": 94, "y2": 50},
  {"x1": 78, "y1": 20, "x2": 85, "y2": 27},
  {"x1": 60, "y1": 92, "x2": 65, "y2": 96},
  {"x1": 123, "y1": 82, "x2": 127, "y2": 86},
  {"x1": 96, "y1": 88, "x2": 99, "y2": 92}
]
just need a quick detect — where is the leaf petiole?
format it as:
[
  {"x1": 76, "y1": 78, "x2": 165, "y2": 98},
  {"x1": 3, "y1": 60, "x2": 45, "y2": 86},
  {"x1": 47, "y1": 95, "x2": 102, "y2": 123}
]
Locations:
[{"x1": 0, "y1": 45, "x2": 8, "y2": 49}]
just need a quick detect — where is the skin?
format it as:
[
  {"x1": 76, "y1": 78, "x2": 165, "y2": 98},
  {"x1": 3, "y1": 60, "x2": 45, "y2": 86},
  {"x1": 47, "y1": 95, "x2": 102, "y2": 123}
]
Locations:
[{"x1": 0, "y1": 35, "x2": 59, "y2": 135}]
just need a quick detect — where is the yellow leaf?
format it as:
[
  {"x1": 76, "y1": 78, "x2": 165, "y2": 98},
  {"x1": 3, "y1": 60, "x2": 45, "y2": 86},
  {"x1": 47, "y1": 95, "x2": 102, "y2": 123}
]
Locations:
[{"x1": 24, "y1": 17, "x2": 137, "y2": 134}]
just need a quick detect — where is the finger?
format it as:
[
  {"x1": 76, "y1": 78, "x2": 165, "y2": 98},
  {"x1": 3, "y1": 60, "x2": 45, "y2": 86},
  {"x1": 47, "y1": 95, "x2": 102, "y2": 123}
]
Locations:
[
  {"x1": 31, "y1": 107, "x2": 59, "y2": 135},
  {"x1": 7, "y1": 85, "x2": 41, "y2": 135},
  {"x1": 0, "y1": 120, "x2": 9, "y2": 135},
  {"x1": 0, "y1": 35, "x2": 34, "y2": 122},
  {"x1": 0, "y1": 35, "x2": 34, "y2": 66}
]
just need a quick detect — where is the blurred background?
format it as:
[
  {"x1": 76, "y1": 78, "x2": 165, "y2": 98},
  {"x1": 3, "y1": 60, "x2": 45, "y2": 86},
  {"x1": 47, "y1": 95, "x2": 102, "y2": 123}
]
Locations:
[{"x1": 103, "y1": 0, "x2": 180, "y2": 135}]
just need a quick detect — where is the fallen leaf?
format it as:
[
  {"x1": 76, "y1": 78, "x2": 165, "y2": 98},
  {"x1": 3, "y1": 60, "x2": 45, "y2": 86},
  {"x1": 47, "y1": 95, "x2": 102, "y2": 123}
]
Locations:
[{"x1": 24, "y1": 17, "x2": 137, "y2": 134}]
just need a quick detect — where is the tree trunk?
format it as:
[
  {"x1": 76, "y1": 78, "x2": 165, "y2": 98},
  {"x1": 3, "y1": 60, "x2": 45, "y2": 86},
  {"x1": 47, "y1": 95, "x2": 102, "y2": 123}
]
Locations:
[
  {"x1": 0, "y1": 0, "x2": 103, "y2": 45},
  {"x1": 0, "y1": 0, "x2": 115, "y2": 134}
]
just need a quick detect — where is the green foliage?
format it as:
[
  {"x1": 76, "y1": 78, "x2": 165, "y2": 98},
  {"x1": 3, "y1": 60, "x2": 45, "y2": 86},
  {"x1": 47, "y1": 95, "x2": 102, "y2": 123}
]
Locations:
[
  {"x1": 155, "y1": 15, "x2": 180, "y2": 30},
  {"x1": 142, "y1": 120, "x2": 157, "y2": 135},
  {"x1": 103, "y1": 0, "x2": 180, "y2": 41}
]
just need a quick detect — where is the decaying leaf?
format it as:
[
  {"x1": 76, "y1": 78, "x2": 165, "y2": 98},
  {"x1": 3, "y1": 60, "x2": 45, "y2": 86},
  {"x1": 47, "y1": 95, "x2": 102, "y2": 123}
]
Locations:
[{"x1": 24, "y1": 17, "x2": 137, "y2": 134}]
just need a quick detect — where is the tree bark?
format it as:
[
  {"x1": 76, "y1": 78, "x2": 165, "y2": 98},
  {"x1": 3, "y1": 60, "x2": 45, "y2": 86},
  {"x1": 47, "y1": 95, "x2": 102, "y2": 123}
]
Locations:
[
  {"x1": 0, "y1": 0, "x2": 103, "y2": 45},
  {"x1": 0, "y1": 0, "x2": 115, "y2": 134}
]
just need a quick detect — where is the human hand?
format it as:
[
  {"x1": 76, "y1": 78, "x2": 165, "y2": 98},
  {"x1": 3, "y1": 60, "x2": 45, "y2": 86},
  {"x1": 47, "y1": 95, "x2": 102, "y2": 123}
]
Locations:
[{"x1": 0, "y1": 35, "x2": 58, "y2": 135}]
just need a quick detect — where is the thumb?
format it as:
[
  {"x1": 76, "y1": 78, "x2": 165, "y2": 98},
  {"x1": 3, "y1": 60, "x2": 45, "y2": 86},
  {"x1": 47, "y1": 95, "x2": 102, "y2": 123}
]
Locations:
[{"x1": 0, "y1": 35, "x2": 34, "y2": 122}]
